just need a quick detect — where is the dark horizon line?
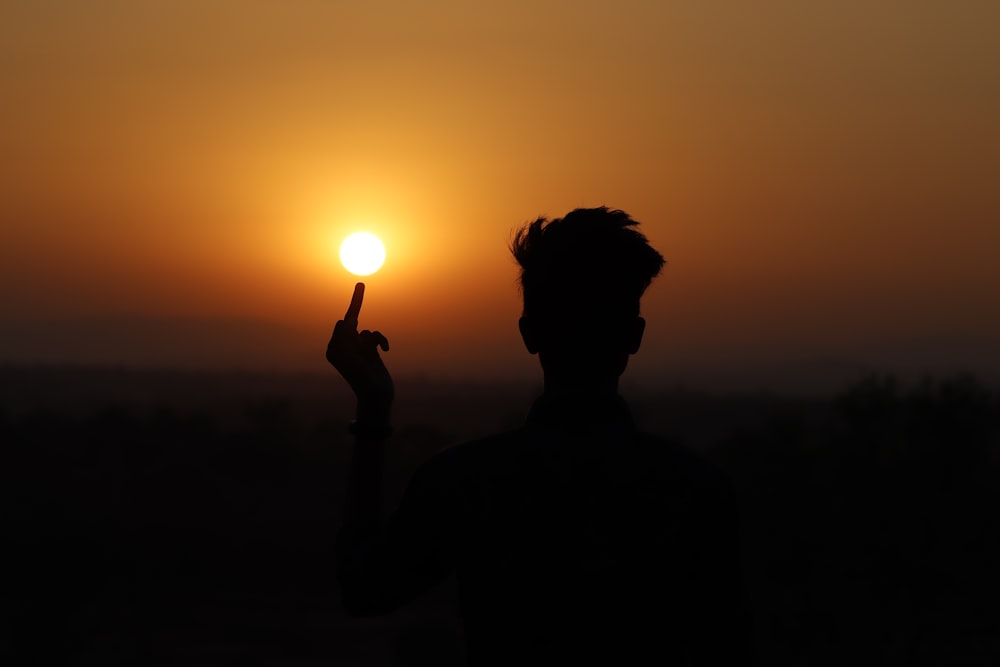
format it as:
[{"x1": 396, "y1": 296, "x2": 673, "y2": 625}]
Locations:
[{"x1": 1, "y1": 360, "x2": 997, "y2": 395}]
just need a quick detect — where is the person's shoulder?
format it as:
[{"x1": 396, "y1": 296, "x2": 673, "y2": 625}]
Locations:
[
  {"x1": 422, "y1": 428, "x2": 528, "y2": 472},
  {"x1": 635, "y1": 431, "x2": 734, "y2": 495},
  {"x1": 410, "y1": 429, "x2": 525, "y2": 476}
]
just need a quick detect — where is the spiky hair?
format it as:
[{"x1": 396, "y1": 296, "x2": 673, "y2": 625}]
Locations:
[{"x1": 511, "y1": 207, "x2": 665, "y2": 319}]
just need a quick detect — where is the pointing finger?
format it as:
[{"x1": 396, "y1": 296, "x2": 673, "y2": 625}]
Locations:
[{"x1": 344, "y1": 282, "x2": 365, "y2": 324}]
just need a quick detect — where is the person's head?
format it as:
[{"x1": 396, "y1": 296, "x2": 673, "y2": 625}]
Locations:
[{"x1": 510, "y1": 207, "x2": 665, "y2": 387}]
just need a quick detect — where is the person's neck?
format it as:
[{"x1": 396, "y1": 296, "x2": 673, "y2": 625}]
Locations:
[{"x1": 542, "y1": 373, "x2": 619, "y2": 400}]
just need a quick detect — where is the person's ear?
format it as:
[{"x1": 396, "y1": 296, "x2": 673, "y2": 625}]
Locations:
[
  {"x1": 627, "y1": 317, "x2": 645, "y2": 355},
  {"x1": 519, "y1": 316, "x2": 539, "y2": 355}
]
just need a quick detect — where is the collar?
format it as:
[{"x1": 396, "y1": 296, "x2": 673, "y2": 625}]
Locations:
[{"x1": 525, "y1": 391, "x2": 636, "y2": 431}]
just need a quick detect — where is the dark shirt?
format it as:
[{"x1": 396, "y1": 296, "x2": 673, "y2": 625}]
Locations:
[{"x1": 337, "y1": 393, "x2": 750, "y2": 665}]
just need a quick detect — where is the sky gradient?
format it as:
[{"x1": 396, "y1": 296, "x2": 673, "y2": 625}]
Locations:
[{"x1": 2, "y1": 1, "x2": 998, "y2": 391}]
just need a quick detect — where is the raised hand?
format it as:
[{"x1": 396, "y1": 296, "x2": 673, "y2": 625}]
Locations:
[{"x1": 326, "y1": 283, "x2": 394, "y2": 415}]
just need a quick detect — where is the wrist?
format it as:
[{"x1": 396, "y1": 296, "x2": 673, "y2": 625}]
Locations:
[
  {"x1": 349, "y1": 419, "x2": 393, "y2": 439},
  {"x1": 355, "y1": 397, "x2": 392, "y2": 430}
]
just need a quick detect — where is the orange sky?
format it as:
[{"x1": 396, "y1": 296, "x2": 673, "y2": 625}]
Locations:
[{"x1": 2, "y1": 1, "x2": 998, "y2": 390}]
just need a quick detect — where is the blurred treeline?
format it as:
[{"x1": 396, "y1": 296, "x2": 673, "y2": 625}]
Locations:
[
  {"x1": 0, "y1": 367, "x2": 997, "y2": 665},
  {"x1": 713, "y1": 374, "x2": 1000, "y2": 666}
]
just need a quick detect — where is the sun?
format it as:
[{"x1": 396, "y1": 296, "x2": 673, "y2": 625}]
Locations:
[{"x1": 339, "y1": 232, "x2": 386, "y2": 276}]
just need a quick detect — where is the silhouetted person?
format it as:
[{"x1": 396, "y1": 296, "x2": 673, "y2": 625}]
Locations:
[{"x1": 327, "y1": 207, "x2": 752, "y2": 665}]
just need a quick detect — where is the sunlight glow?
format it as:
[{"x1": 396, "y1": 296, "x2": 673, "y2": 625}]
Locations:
[{"x1": 339, "y1": 232, "x2": 386, "y2": 276}]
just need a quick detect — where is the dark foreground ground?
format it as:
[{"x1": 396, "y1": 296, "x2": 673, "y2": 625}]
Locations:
[{"x1": 1, "y1": 366, "x2": 998, "y2": 665}]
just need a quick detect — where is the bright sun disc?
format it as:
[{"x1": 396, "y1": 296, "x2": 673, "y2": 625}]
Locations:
[{"x1": 339, "y1": 232, "x2": 386, "y2": 276}]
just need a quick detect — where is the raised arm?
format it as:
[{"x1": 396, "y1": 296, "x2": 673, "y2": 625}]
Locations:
[
  {"x1": 326, "y1": 282, "x2": 393, "y2": 530},
  {"x1": 326, "y1": 283, "x2": 454, "y2": 615}
]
